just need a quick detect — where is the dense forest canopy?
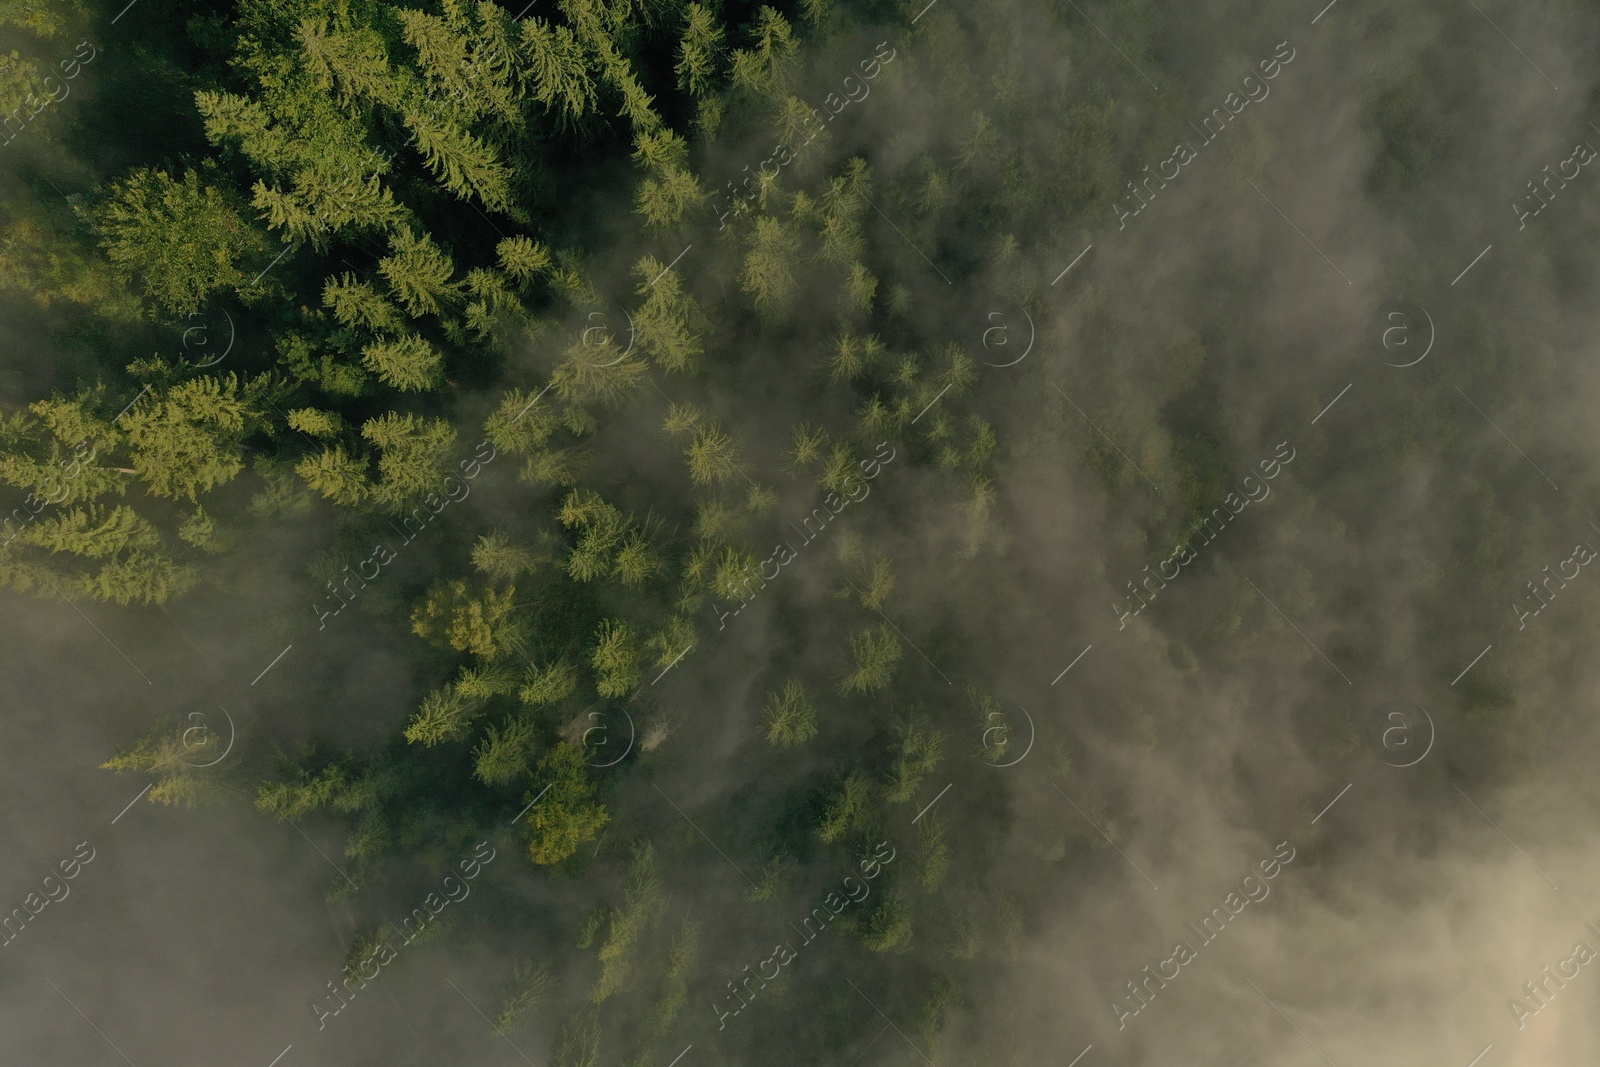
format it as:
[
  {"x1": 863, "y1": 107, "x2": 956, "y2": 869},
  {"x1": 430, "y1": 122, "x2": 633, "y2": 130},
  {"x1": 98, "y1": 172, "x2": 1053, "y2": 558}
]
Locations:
[{"x1": 5, "y1": 0, "x2": 1600, "y2": 1064}]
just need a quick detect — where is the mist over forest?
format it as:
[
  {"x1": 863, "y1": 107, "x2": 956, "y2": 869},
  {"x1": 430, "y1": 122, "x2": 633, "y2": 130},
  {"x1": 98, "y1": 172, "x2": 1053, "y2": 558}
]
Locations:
[{"x1": 4, "y1": 0, "x2": 1600, "y2": 1064}]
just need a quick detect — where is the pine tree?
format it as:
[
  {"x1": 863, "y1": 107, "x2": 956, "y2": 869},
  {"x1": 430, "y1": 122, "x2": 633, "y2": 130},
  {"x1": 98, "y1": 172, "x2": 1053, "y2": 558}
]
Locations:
[
  {"x1": 645, "y1": 613, "x2": 695, "y2": 668},
  {"x1": 411, "y1": 580, "x2": 523, "y2": 660},
  {"x1": 818, "y1": 772, "x2": 872, "y2": 842},
  {"x1": 93, "y1": 167, "x2": 272, "y2": 316},
  {"x1": 591, "y1": 842, "x2": 666, "y2": 1003},
  {"x1": 379, "y1": 229, "x2": 459, "y2": 318},
  {"x1": 296, "y1": 445, "x2": 372, "y2": 506},
  {"x1": 497, "y1": 235, "x2": 553, "y2": 286},
  {"x1": 675, "y1": 4, "x2": 724, "y2": 96},
  {"x1": 0, "y1": 0, "x2": 83, "y2": 36},
  {"x1": 253, "y1": 171, "x2": 408, "y2": 249},
  {"x1": 361, "y1": 411, "x2": 457, "y2": 508},
  {"x1": 362, "y1": 334, "x2": 444, "y2": 392},
  {"x1": 843, "y1": 261, "x2": 877, "y2": 313},
  {"x1": 404, "y1": 684, "x2": 481, "y2": 747},
  {"x1": 855, "y1": 553, "x2": 895, "y2": 610},
  {"x1": 100, "y1": 717, "x2": 219, "y2": 807},
  {"x1": 631, "y1": 257, "x2": 705, "y2": 372},
  {"x1": 885, "y1": 717, "x2": 947, "y2": 803},
  {"x1": 551, "y1": 1009, "x2": 602, "y2": 1067},
  {"x1": 740, "y1": 215, "x2": 799, "y2": 312},
  {"x1": 525, "y1": 741, "x2": 610, "y2": 865},
  {"x1": 914, "y1": 811, "x2": 951, "y2": 892},
  {"x1": 121, "y1": 374, "x2": 269, "y2": 502},
  {"x1": 591, "y1": 619, "x2": 640, "y2": 697},
  {"x1": 324, "y1": 273, "x2": 404, "y2": 332},
  {"x1": 728, "y1": 7, "x2": 798, "y2": 100},
  {"x1": 485, "y1": 386, "x2": 560, "y2": 466},
  {"x1": 473, "y1": 531, "x2": 539, "y2": 582},
  {"x1": 492, "y1": 960, "x2": 553, "y2": 1035},
  {"x1": 856, "y1": 891, "x2": 913, "y2": 952},
  {"x1": 521, "y1": 18, "x2": 598, "y2": 125},
  {"x1": 294, "y1": 16, "x2": 397, "y2": 108},
  {"x1": 786, "y1": 423, "x2": 828, "y2": 470},
  {"x1": 520, "y1": 659, "x2": 578, "y2": 706},
  {"x1": 404, "y1": 111, "x2": 515, "y2": 212},
  {"x1": 684, "y1": 423, "x2": 742, "y2": 486},
  {"x1": 475, "y1": 715, "x2": 540, "y2": 785},
  {"x1": 840, "y1": 623, "x2": 902, "y2": 694},
  {"x1": 828, "y1": 332, "x2": 885, "y2": 383},
  {"x1": 762, "y1": 679, "x2": 817, "y2": 745}
]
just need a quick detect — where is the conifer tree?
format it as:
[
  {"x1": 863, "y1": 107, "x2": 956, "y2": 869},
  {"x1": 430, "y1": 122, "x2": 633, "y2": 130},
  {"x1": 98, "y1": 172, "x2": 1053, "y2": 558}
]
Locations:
[
  {"x1": 521, "y1": 17, "x2": 598, "y2": 125},
  {"x1": 324, "y1": 273, "x2": 404, "y2": 333},
  {"x1": 915, "y1": 811, "x2": 951, "y2": 891},
  {"x1": 684, "y1": 423, "x2": 742, "y2": 486},
  {"x1": 520, "y1": 659, "x2": 579, "y2": 706},
  {"x1": 404, "y1": 111, "x2": 515, "y2": 212},
  {"x1": 525, "y1": 741, "x2": 610, "y2": 864},
  {"x1": 362, "y1": 334, "x2": 444, "y2": 393},
  {"x1": 818, "y1": 772, "x2": 872, "y2": 842},
  {"x1": 728, "y1": 7, "x2": 798, "y2": 100},
  {"x1": 100, "y1": 716, "x2": 221, "y2": 807},
  {"x1": 740, "y1": 214, "x2": 799, "y2": 312},
  {"x1": 379, "y1": 228, "x2": 460, "y2": 319},
  {"x1": 762, "y1": 679, "x2": 817, "y2": 745},
  {"x1": 856, "y1": 892, "x2": 913, "y2": 952},
  {"x1": 404, "y1": 684, "x2": 482, "y2": 747},
  {"x1": 492, "y1": 960, "x2": 553, "y2": 1035},
  {"x1": 591, "y1": 841, "x2": 665, "y2": 1002},
  {"x1": 361, "y1": 412, "x2": 457, "y2": 508},
  {"x1": 121, "y1": 373, "x2": 270, "y2": 502},
  {"x1": 840, "y1": 623, "x2": 902, "y2": 694},
  {"x1": 885, "y1": 717, "x2": 947, "y2": 803},
  {"x1": 473, "y1": 531, "x2": 539, "y2": 582},
  {"x1": 294, "y1": 16, "x2": 397, "y2": 108},
  {"x1": 411, "y1": 580, "x2": 523, "y2": 660},
  {"x1": 631, "y1": 256, "x2": 706, "y2": 372},
  {"x1": 93, "y1": 167, "x2": 272, "y2": 316},
  {"x1": 675, "y1": 4, "x2": 724, "y2": 96},
  {"x1": 475, "y1": 715, "x2": 540, "y2": 785},
  {"x1": 497, "y1": 236, "x2": 553, "y2": 286},
  {"x1": 591, "y1": 619, "x2": 641, "y2": 697},
  {"x1": 296, "y1": 445, "x2": 372, "y2": 507}
]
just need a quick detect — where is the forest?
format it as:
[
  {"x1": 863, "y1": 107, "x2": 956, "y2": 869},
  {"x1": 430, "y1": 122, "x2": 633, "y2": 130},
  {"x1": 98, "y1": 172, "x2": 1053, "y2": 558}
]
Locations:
[{"x1": 6, "y1": 0, "x2": 1600, "y2": 1064}]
